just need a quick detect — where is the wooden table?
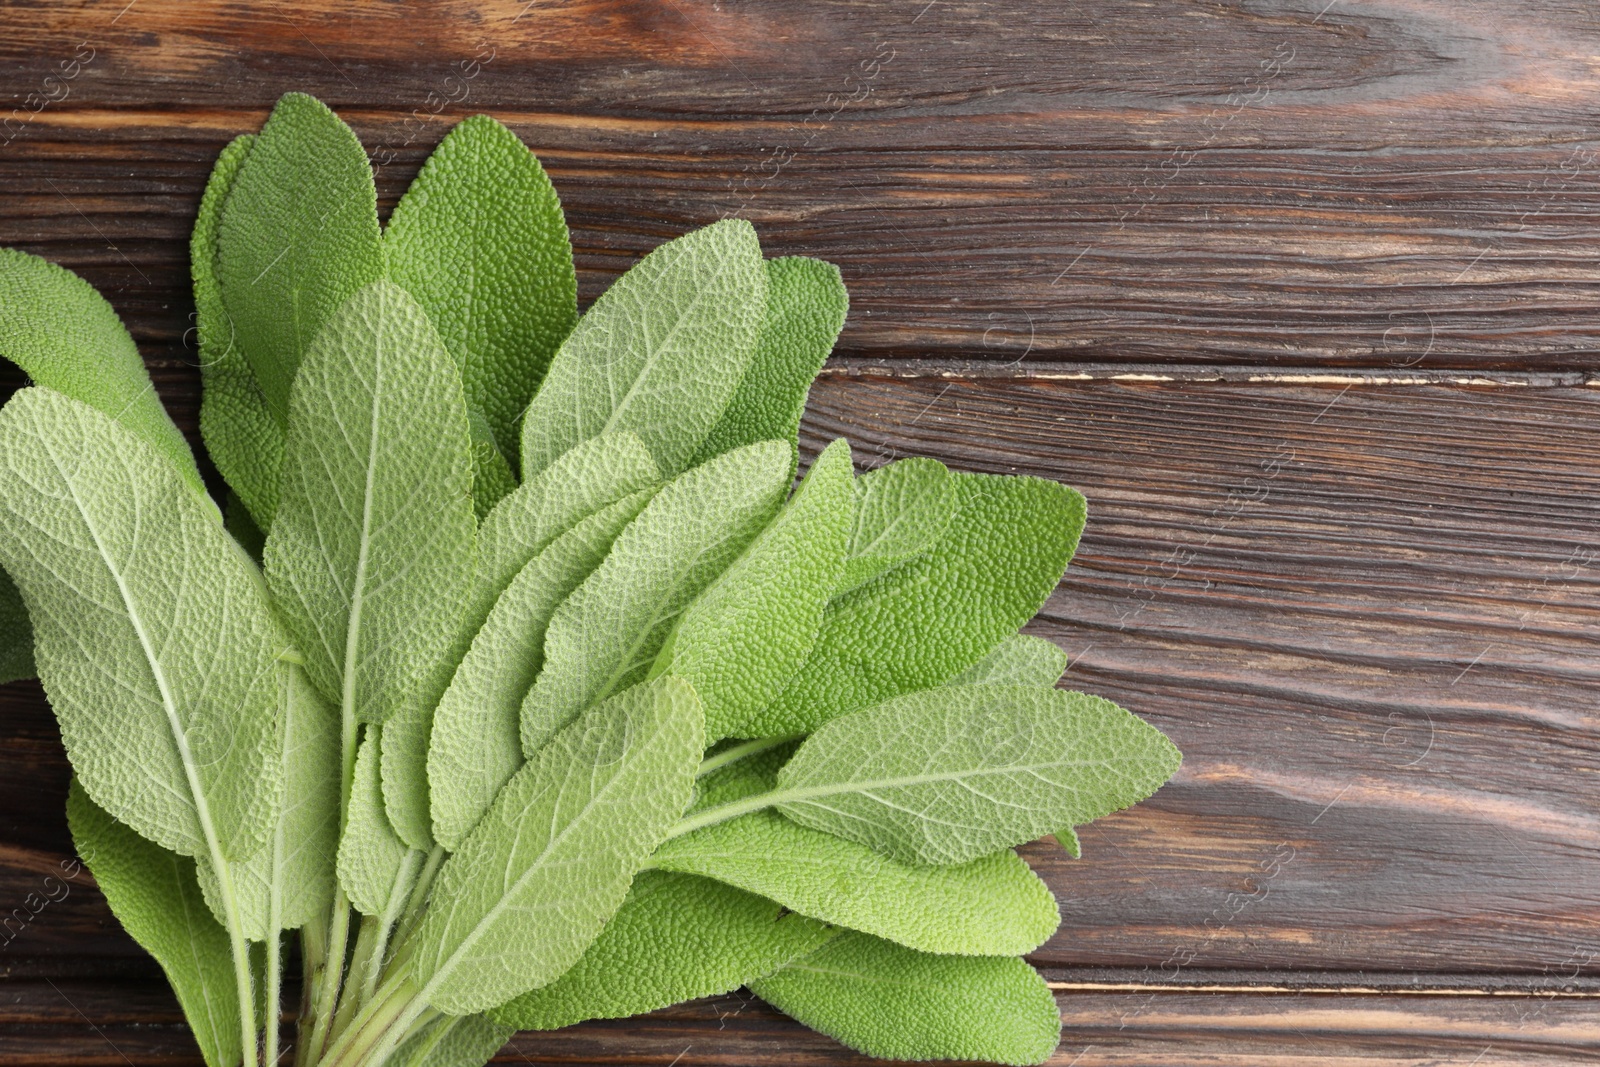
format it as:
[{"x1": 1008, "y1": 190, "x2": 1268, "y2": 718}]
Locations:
[{"x1": 3, "y1": 1, "x2": 1599, "y2": 1063}]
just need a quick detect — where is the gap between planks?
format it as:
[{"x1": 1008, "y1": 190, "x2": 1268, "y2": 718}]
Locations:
[{"x1": 818, "y1": 359, "x2": 1600, "y2": 387}]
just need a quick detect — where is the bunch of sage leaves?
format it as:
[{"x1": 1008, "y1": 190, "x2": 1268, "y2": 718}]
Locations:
[{"x1": 0, "y1": 93, "x2": 1180, "y2": 1067}]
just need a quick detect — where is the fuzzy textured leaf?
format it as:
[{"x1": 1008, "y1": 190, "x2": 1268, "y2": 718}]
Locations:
[
  {"x1": 68, "y1": 782, "x2": 243, "y2": 1067},
  {"x1": 519, "y1": 219, "x2": 766, "y2": 479},
  {"x1": 0, "y1": 389, "x2": 283, "y2": 861},
  {"x1": 520, "y1": 441, "x2": 788, "y2": 756},
  {"x1": 837, "y1": 457, "x2": 956, "y2": 595},
  {"x1": 411, "y1": 676, "x2": 704, "y2": 1015},
  {"x1": 749, "y1": 471, "x2": 1085, "y2": 736},
  {"x1": 664, "y1": 438, "x2": 853, "y2": 742},
  {"x1": 749, "y1": 932, "x2": 1061, "y2": 1067},
  {"x1": 774, "y1": 685, "x2": 1181, "y2": 865},
  {"x1": 428, "y1": 490, "x2": 655, "y2": 850},
  {"x1": 389, "y1": 1014, "x2": 515, "y2": 1067},
  {"x1": 689, "y1": 256, "x2": 846, "y2": 469},
  {"x1": 265, "y1": 281, "x2": 476, "y2": 725},
  {"x1": 337, "y1": 727, "x2": 417, "y2": 917},
  {"x1": 194, "y1": 133, "x2": 285, "y2": 530},
  {"x1": 386, "y1": 113, "x2": 578, "y2": 454},
  {"x1": 216, "y1": 92, "x2": 385, "y2": 423},
  {"x1": 492, "y1": 870, "x2": 833, "y2": 1030},
  {"x1": 949, "y1": 634, "x2": 1067, "y2": 688}
]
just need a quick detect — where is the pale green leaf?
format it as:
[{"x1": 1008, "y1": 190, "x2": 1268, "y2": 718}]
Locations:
[
  {"x1": 264, "y1": 280, "x2": 476, "y2": 725},
  {"x1": 772, "y1": 685, "x2": 1181, "y2": 866},
  {"x1": 198, "y1": 665, "x2": 340, "y2": 938},
  {"x1": 216, "y1": 92, "x2": 385, "y2": 423},
  {"x1": 195, "y1": 132, "x2": 284, "y2": 530},
  {"x1": 386, "y1": 113, "x2": 578, "y2": 453},
  {"x1": 465, "y1": 405, "x2": 516, "y2": 520},
  {"x1": 749, "y1": 471, "x2": 1086, "y2": 736},
  {"x1": 67, "y1": 781, "x2": 242, "y2": 1067},
  {"x1": 429, "y1": 490, "x2": 655, "y2": 850},
  {"x1": 380, "y1": 433, "x2": 660, "y2": 847},
  {"x1": 520, "y1": 441, "x2": 789, "y2": 756},
  {"x1": 838, "y1": 457, "x2": 955, "y2": 595},
  {"x1": 390, "y1": 1014, "x2": 515, "y2": 1067},
  {"x1": 654, "y1": 751, "x2": 1059, "y2": 956},
  {"x1": 664, "y1": 438, "x2": 853, "y2": 742},
  {"x1": 0, "y1": 248, "x2": 201, "y2": 492},
  {"x1": 689, "y1": 256, "x2": 847, "y2": 469},
  {"x1": 411, "y1": 676, "x2": 704, "y2": 1015},
  {"x1": 0, "y1": 569, "x2": 33, "y2": 684},
  {"x1": 492, "y1": 870, "x2": 833, "y2": 1031},
  {"x1": 0, "y1": 388, "x2": 283, "y2": 861},
  {"x1": 749, "y1": 932, "x2": 1061, "y2": 1067},
  {"x1": 337, "y1": 726, "x2": 419, "y2": 917},
  {"x1": 519, "y1": 219, "x2": 766, "y2": 479},
  {"x1": 949, "y1": 634, "x2": 1067, "y2": 688}
]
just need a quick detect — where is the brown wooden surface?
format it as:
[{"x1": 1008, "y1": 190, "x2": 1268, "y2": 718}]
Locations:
[{"x1": 3, "y1": 0, "x2": 1600, "y2": 1063}]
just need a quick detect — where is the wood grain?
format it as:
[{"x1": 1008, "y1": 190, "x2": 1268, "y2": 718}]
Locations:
[{"x1": 4, "y1": 1, "x2": 1600, "y2": 367}]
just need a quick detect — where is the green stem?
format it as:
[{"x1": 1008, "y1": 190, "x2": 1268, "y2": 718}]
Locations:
[
  {"x1": 362, "y1": 850, "x2": 424, "y2": 1004},
  {"x1": 696, "y1": 734, "x2": 801, "y2": 777},
  {"x1": 318, "y1": 972, "x2": 417, "y2": 1067},
  {"x1": 659, "y1": 788, "x2": 783, "y2": 842},
  {"x1": 294, "y1": 918, "x2": 328, "y2": 1067},
  {"x1": 264, "y1": 930, "x2": 283, "y2": 1066},
  {"x1": 305, "y1": 892, "x2": 351, "y2": 1063}
]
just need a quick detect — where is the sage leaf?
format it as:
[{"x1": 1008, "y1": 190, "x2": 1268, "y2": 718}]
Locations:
[
  {"x1": 520, "y1": 440, "x2": 789, "y2": 756},
  {"x1": 216, "y1": 92, "x2": 385, "y2": 423},
  {"x1": 689, "y1": 256, "x2": 847, "y2": 470},
  {"x1": 0, "y1": 248, "x2": 201, "y2": 492},
  {"x1": 656, "y1": 750, "x2": 1059, "y2": 956},
  {"x1": 336, "y1": 726, "x2": 419, "y2": 917},
  {"x1": 68, "y1": 782, "x2": 243, "y2": 1067},
  {"x1": 491, "y1": 870, "x2": 833, "y2": 1031},
  {"x1": 386, "y1": 113, "x2": 578, "y2": 454},
  {"x1": 389, "y1": 1014, "x2": 515, "y2": 1067},
  {"x1": 1055, "y1": 826, "x2": 1082, "y2": 859},
  {"x1": 950, "y1": 633, "x2": 1067, "y2": 688},
  {"x1": 198, "y1": 665, "x2": 340, "y2": 938},
  {"x1": 749, "y1": 932, "x2": 1061, "y2": 1067},
  {"x1": 429, "y1": 490, "x2": 655, "y2": 850},
  {"x1": 194, "y1": 133, "x2": 285, "y2": 531},
  {"x1": 465, "y1": 405, "x2": 516, "y2": 520},
  {"x1": 838, "y1": 457, "x2": 957, "y2": 595},
  {"x1": 0, "y1": 388, "x2": 283, "y2": 861},
  {"x1": 773, "y1": 685, "x2": 1181, "y2": 866},
  {"x1": 265, "y1": 280, "x2": 476, "y2": 725},
  {"x1": 519, "y1": 219, "x2": 766, "y2": 479},
  {"x1": 663, "y1": 438, "x2": 853, "y2": 742},
  {"x1": 0, "y1": 570, "x2": 32, "y2": 684},
  {"x1": 749, "y1": 471, "x2": 1085, "y2": 736},
  {"x1": 380, "y1": 433, "x2": 660, "y2": 847},
  {"x1": 410, "y1": 675, "x2": 704, "y2": 1015}
]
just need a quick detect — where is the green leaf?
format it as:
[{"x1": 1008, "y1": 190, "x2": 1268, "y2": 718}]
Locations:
[
  {"x1": 689, "y1": 256, "x2": 847, "y2": 470},
  {"x1": 520, "y1": 441, "x2": 789, "y2": 756},
  {"x1": 949, "y1": 634, "x2": 1067, "y2": 688},
  {"x1": 265, "y1": 280, "x2": 477, "y2": 726},
  {"x1": 380, "y1": 433, "x2": 660, "y2": 847},
  {"x1": 772, "y1": 685, "x2": 1181, "y2": 866},
  {"x1": 0, "y1": 568, "x2": 33, "y2": 685},
  {"x1": 198, "y1": 665, "x2": 340, "y2": 938},
  {"x1": 337, "y1": 726, "x2": 419, "y2": 917},
  {"x1": 429, "y1": 490, "x2": 655, "y2": 850},
  {"x1": 386, "y1": 113, "x2": 578, "y2": 454},
  {"x1": 67, "y1": 781, "x2": 243, "y2": 1067},
  {"x1": 492, "y1": 870, "x2": 833, "y2": 1031},
  {"x1": 749, "y1": 471, "x2": 1086, "y2": 736},
  {"x1": 837, "y1": 457, "x2": 957, "y2": 595},
  {"x1": 519, "y1": 219, "x2": 767, "y2": 479},
  {"x1": 195, "y1": 132, "x2": 285, "y2": 530},
  {"x1": 749, "y1": 932, "x2": 1061, "y2": 1067},
  {"x1": 390, "y1": 1014, "x2": 515, "y2": 1067},
  {"x1": 411, "y1": 675, "x2": 704, "y2": 1015},
  {"x1": 216, "y1": 92, "x2": 385, "y2": 424},
  {"x1": 465, "y1": 405, "x2": 517, "y2": 520},
  {"x1": 0, "y1": 388, "x2": 283, "y2": 862},
  {"x1": 1055, "y1": 826, "x2": 1082, "y2": 859},
  {"x1": 663, "y1": 438, "x2": 854, "y2": 742},
  {"x1": 654, "y1": 751, "x2": 1059, "y2": 956},
  {"x1": 0, "y1": 248, "x2": 201, "y2": 493}
]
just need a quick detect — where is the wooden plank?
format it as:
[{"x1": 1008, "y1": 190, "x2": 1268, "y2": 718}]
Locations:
[
  {"x1": 3, "y1": 374, "x2": 1598, "y2": 976},
  {"x1": 3, "y1": 1, "x2": 1600, "y2": 367},
  {"x1": 2, "y1": 980, "x2": 1598, "y2": 1066}
]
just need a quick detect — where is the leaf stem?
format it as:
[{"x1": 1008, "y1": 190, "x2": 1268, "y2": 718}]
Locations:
[
  {"x1": 264, "y1": 930, "x2": 283, "y2": 1066},
  {"x1": 659, "y1": 789, "x2": 781, "y2": 842},
  {"x1": 696, "y1": 734, "x2": 801, "y2": 777}
]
